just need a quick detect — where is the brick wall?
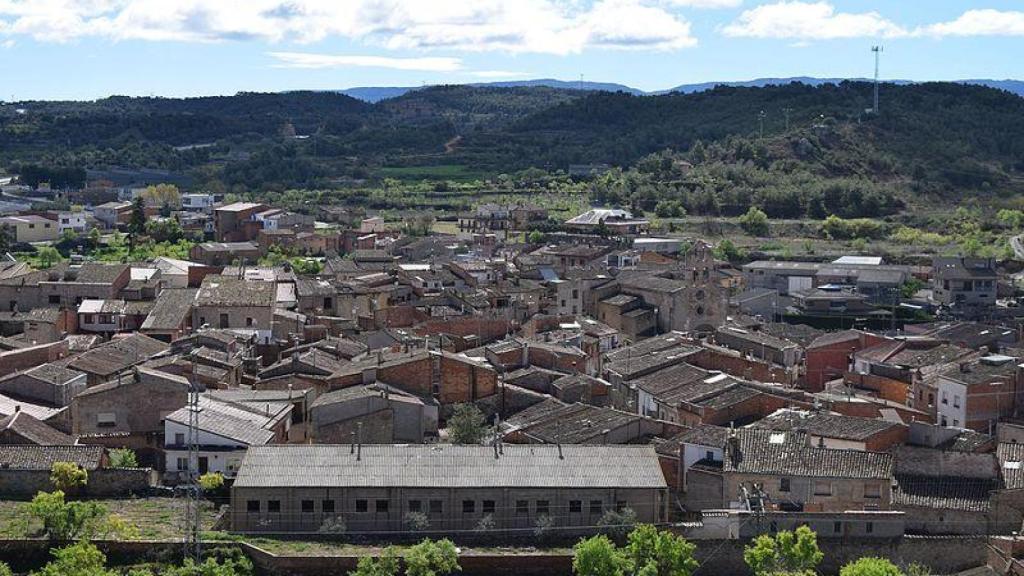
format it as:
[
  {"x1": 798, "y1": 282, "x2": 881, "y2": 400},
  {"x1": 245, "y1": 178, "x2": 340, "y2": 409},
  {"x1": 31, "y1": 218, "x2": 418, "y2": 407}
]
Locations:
[
  {"x1": 0, "y1": 340, "x2": 70, "y2": 377},
  {"x1": 844, "y1": 372, "x2": 910, "y2": 405},
  {"x1": 690, "y1": 347, "x2": 794, "y2": 386}
]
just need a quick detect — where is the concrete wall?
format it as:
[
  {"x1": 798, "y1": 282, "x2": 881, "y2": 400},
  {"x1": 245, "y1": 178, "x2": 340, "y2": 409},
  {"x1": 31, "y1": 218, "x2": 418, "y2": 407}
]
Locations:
[{"x1": 0, "y1": 468, "x2": 155, "y2": 499}]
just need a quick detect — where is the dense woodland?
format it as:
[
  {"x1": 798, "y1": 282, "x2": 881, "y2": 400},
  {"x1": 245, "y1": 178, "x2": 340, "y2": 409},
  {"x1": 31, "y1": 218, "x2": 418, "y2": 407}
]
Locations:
[{"x1": 2, "y1": 81, "x2": 1023, "y2": 220}]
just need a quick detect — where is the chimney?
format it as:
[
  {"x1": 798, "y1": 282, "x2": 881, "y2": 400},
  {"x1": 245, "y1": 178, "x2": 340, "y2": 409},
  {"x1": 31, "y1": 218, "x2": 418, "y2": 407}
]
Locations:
[
  {"x1": 14, "y1": 405, "x2": 20, "y2": 413},
  {"x1": 350, "y1": 431, "x2": 356, "y2": 454},
  {"x1": 356, "y1": 421, "x2": 363, "y2": 461},
  {"x1": 557, "y1": 441, "x2": 564, "y2": 460}
]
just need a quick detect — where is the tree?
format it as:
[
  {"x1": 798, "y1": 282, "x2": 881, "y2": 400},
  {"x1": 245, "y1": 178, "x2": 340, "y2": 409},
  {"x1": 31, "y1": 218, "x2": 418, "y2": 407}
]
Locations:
[
  {"x1": 50, "y1": 461, "x2": 88, "y2": 492},
  {"x1": 997, "y1": 209, "x2": 1024, "y2": 230},
  {"x1": 140, "y1": 184, "x2": 182, "y2": 210},
  {"x1": 27, "y1": 490, "x2": 108, "y2": 541},
  {"x1": 128, "y1": 196, "x2": 146, "y2": 251},
  {"x1": 624, "y1": 524, "x2": 698, "y2": 576},
  {"x1": 446, "y1": 403, "x2": 487, "y2": 444},
  {"x1": 739, "y1": 206, "x2": 770, "y2": 236},
  {"x1": 840, "y1": 557, "x2": 903, "y2": 576},
  {"x1": 145, "y1": 218, "x2": 184, "y2": 243},
  {"x1": 33, "y1": 541, "x2": 114, "y2": 576},
  {"x1": 36, "y1": 246, "x2": 62, "y2": 269},
  {"x1": 597, "y1": 507, "x2": 638, "y2": 541},
  {"x1": 0, "y1": 561, "x2": 10, "y2": 576},
  {"x1": 743, "y1": 526, "x2": 823, "y2": 576},
  {"x1": 108, "y1": 448, "x2": 138, "y2": 468},
  {"x1": 350, "y1": 548, "x2": 400, "y2": 576},
  {"x1": 573, "y1": 534, "x2": 630, "y2": 576},
  {"x1": 527, "y1": 230, "x2": 545, "y2": 244},
  {"x1": 161, "y1": 553, "x2": 254, "y2": 576},
  {"x1": 405, "y1": 538, "x2": 461, "y2": 576},
  {"x1": 713, "y1": 239, "x2": 747, "y2": 263}
]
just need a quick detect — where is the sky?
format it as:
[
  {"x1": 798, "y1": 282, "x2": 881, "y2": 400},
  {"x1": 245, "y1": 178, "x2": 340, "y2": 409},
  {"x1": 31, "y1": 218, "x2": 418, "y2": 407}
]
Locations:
[{"x1": 0, "y1": 0, "x2": 1022, "y2": 101}]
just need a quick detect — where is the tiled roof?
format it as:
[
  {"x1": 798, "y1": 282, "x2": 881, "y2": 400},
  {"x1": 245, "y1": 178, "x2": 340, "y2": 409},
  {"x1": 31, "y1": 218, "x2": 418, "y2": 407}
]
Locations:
[
  {"x1": 165, "y1": 396, "x2": 287, "y2": 446},
  {"x1": 679, "y1": 424, "x2": 730, "y2": 448},
  {"x1": 68, "y1": 334, "x2": 170, "y2": 376},
  {"x1": 196, "y1": 276, "x2": 275, "y2": 307},
  {"x1": 998, "y1": 443, "x2": 1024, "y2": 490},
  {"x1": 723, "y1": 429, "x2": 893, "y2": 479},
  {"x1": 234, "y1": 444, "x2": 667, "y2": 489},
  {"x1": 73, "y1": 263, "x2": 129, "y2": 284},
  {"x1": 0, "y1": 445, "x2": 104, "y2": 471},
  {"x1": 141, "y1": 289, "x2": 197, "y2": 331},
  {"x1": 750, "y1": 409, "x2": 904, "y2": 442},
  {"x1": 21, "y1": 364, "x2": 84, "y2": 386},
  {"x1": 893, "y1": 473, "x2": 997, "y2": 512},
  {"x1": 0, "y1": 411, "x2": 74, "y2": 445}
]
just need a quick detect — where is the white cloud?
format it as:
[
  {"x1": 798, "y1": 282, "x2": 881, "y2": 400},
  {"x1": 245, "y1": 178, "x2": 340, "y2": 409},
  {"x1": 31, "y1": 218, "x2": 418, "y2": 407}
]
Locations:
[
  {"x1": 916, "y1": 9, "x2": 1024, "y2": 38},
  {"x1": 722, "y1": 1, "x2": 906, "y2": 40},
  {"x1": 662, "y1": 0, "x2": 742, "y2": 8},
  {"x1": 0, "y1": 0, "x2": 699, "y2": 53},
  {"x1": 1, "y1": 39, "x2": 13, "y2": 48},
  {"x1": 269, "y1": 52, "x2": 462, "y2": 72}
]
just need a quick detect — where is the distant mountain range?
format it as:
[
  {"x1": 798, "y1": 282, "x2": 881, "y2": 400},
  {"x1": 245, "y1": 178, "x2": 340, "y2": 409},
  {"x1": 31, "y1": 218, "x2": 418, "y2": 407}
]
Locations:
[{"x1": 340, "y1": 77, "x2": 1024, "y2": 102}]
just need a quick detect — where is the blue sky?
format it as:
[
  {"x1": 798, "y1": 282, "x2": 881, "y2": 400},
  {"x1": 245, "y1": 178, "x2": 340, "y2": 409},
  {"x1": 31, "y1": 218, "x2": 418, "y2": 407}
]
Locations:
[{"x1": 0, "y1": 1, "x2": 1022, "y2": 100}]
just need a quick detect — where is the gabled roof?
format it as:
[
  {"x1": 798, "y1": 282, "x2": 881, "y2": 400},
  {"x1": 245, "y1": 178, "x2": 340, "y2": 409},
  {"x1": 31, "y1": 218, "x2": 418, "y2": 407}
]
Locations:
[
  {"x1": 0, "y1": 411, "x2": 75, "y2": 445},
  {"x1": 141, "y1": 288, "x2": 198, "y2": 331},
  {"x1": 722, "y1": 429, "x2": 893, "y2": 479},
  {"x1": 196, "y1": 276, "x2": 275, "y2": 307},
  {"x1": 0, "y1": 445, "x2": 104, "y2": 471},
  {"x1": 68, "y1": 334, "x2": 171, "y2": 376},
  {"x1": 165, "y1": 396, "x2": 288, "y2": 446},
  {"x1": 893, "y1": 474, "x2": 997, "y2": 512},
  {"x1": 749, "y1": 409, "x2": 905, "y2": 442},
  {"x1": 234, "y1": 444, "x2": 667, "y2": 489}
]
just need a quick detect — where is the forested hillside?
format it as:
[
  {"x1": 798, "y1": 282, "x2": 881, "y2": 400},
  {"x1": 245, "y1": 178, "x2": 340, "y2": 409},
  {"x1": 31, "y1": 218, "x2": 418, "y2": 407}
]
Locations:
[{"x1": 1, "y1": 81, "x2": 1022, "y2": 211}]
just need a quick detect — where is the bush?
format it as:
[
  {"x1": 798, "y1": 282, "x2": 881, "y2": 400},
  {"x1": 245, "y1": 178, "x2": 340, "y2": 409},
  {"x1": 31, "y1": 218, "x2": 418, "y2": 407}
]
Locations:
[
  {"x1": 351, "y1": 548, "x2": 400, "y2": 576},
  {"x1": 199, "y1": 472, "x2": 225, "y2": 492},
  {"x1": 50, "y1": 461, "x2": 88, "y2": 492},
  {"x1": 405, "y1": 538, "x2": 461, "y2": 576},
  {"x1": 840, "y1": 557, "x2": 903, "y2": 576},
  {"x1": 743, "y1": 525, "x2": 823, "y2": 576},
  {"x1": 475, "y1": 514, "x2": 496, "y2": 531},
  {"x1": 739, "y1": 206, "x2": 770, "y2": 236},
  {"x1": 597, "y1": 508, "x2": 637, "y2": 541},
  {"x1": 34, "y1": 541, "x2": 113, "y2": 576},
  {"x1": 318, "y1": 516, "x2": 347, "y2": 534},
  {"x1": 572, "y1": 534, "x2": 630, "y2": 576},
  {"x1": 533, "y1": 514, "x2": 555, "y2": 541},
  {"x1": 405, "y1": 511, "x2": 431, "y2": 532},
  {"x1": 27, "y1": 490, "x2": 108, "y2": 542},
  {"x1": 109, "y1": 448, "x2": 139, "y2": 468}
]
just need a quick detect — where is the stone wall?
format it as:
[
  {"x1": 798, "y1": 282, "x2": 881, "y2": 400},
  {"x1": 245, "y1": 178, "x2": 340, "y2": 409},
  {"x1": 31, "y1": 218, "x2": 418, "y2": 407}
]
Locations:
[{"x1": 0, "y1": 468, "x2": 155, "y2": 499}]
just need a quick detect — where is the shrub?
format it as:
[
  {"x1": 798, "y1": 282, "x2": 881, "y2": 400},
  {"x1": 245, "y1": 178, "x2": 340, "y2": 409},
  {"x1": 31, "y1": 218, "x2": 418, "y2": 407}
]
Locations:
[
  {"x1": 318, "y1": 516, "x2": 347, "y2": 534},
  {"x1": 28, "y1": 490, "x2": 109, "y2": 541},
  {"x1": 405, "y1": 538, "x2": 461, "y2": 576},
  {"x1": 405, "y1": 511, "x2": 431, "y2": 532},
  {"x1": 109, "y1": 448, "x2": 139, "y2": 468},
  {"x1": 50, "y1": 461, "x2": 87, "y2": 492},
  {"x1": 533, "y1": 514, "x2": 555, "y2": 541},
  {"x1": 597, "y1": 508, "x2": 637, "y2": 541},
  {"x1": 446, "y1": 404, "x2": 488, "y2": 445},
  {"x1": 840, "y1": 557, "x2": 903, "y2": 576},
  {"x1": 475, "y1": 514, "x2": 495, "y2": 532},
  {"x1": 739, "y1": 206, "x2": 770, "y2": 236},
  {"x1": 199, "y1": 472, "x2": 225, "y2": 492}
]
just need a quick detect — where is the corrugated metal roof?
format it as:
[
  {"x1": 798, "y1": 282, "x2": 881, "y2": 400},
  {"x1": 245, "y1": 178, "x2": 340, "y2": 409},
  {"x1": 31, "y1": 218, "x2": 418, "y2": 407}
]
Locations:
[{"x1": 234, "y1": 444, "x2": 667, "y2": 489}]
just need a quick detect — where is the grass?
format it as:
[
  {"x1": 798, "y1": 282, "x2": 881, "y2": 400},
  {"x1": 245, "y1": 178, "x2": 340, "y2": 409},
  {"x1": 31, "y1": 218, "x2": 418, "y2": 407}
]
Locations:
[{"x1": 0, "y1": 497, "x2": 216, "y2": 541}]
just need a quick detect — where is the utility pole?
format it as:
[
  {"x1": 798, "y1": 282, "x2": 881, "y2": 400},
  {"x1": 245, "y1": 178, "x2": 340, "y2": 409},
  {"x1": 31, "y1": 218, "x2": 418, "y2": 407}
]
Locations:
[
  {"x1": 757, "y1": 110, "x2": 766, "y2": 139},
  {"x1": 871, "y1": 45, "x2": 883, "y2": 114},
  {"x1": 183, "y1": 353, "x2": 202, "y2": 564}
]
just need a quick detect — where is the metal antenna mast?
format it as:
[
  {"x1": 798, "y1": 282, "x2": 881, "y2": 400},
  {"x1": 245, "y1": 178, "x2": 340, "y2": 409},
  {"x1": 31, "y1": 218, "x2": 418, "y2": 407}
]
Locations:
[
  {"x1": 871, "y1": 45, "x2": 883, "y2": 113},
  {"x1": 183, "y1": 354, "x2": 202, "y2": 564}
]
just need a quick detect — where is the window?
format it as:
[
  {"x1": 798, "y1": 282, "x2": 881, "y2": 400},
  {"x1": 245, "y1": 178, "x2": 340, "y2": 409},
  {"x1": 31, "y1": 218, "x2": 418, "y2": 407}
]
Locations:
[
  {"x1": 219, "y1": 313, "x2": 229, "y2": 328},
  {"x1": 97, "y1": 412, "x2": 116, "y2": 428},
  {"x1": 375, "y1": 500, "x2": 389, "y2": 513},
  {"x1": 615, "y1": 501, "x2": 626, "y2": 512},
  {"x1": 941, "y1": 415, "x2": 948, "y2": 426},
  {"x1": 408, "y1": 500, "x2": 421, "y2": 513},
  {"x1": 834, "y1": 521, "x2": 842, "y2": 534},
  {"x1": 954, "y1": 419, "x2": 960, "y2": 427},
  {"x1": 954, "y1": 395, "x2": 961, "y2": 408},
  {"x1": 706, "y1": 450, "x2": 715, "y2": 461},
  {"x1": 323, "y1": 500, "x2": 335, "y2": 514},
  {"x1": 176, "y1": 457, "x2": 188, "y2": 471},
  {"x1": 462, "y1": 500, "x2": 475, "y2": 514},
  {"x1": 814, "y1": 481, "x2": 833, "y2": 496},
  {"x1": 482, "y1": 500, "x2": 495, "y2": 515},
  {"x1": 590, "y1": 500, "x2": 603, "y2": 515},
  {"x1": 569, "y1": 500, "x2": 582, "y2": 514},
  {"x1": 48, "y1": 295, "x2": 60, "y2": 304},
  {"x1": 355, "y1": 499, "x2": 368, "y2": 513},
  {"x1": 516, "y1": 500, "x2": 529, "y2": 515},
  {"x1": 247, "y1": 500, "x2": 260, "y2": 513},
  {"x1": 942, "y1": 392, "x2": 948, "y2": 405},
  {"x1": 302, "y1": 500, "x2": 314, "y2": 513},
  {"x1": 865, "y1": 483, "x2": 881, "y2": 499},
  {"x1": 779, "y1": 478, "x2": 791, "y2": 492},
  {"x1": 267, "y1": 501, "x2": 281, "y2": 513},
  {"x1": 572, "y1": 289, "x2": 579, "y2": 299},
  {"x1": 429, "y1": 500, "x2": 442, "y2": 515},
  {"x1": 175, "y1": 433, "x2": 185, "y2": 445},
  {"x1": 536, "y1": 500, "x2": 549, "y2": 515},
  {"x1": 866, "y1": 522, "x2": 874, "y2": 534},
  {"x1": 246, "y1": 317, "x2": 254, "y2": 327}
]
